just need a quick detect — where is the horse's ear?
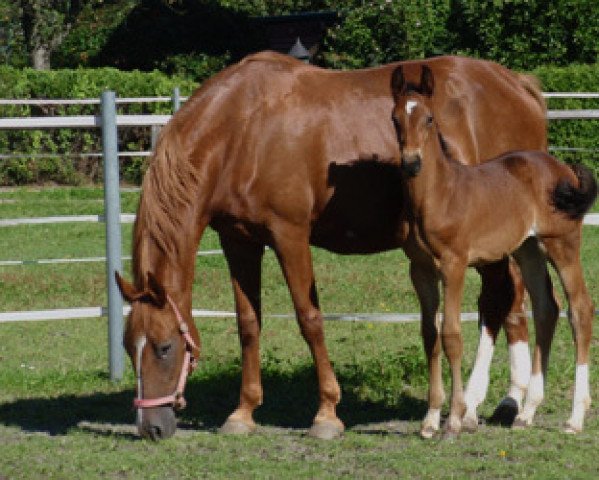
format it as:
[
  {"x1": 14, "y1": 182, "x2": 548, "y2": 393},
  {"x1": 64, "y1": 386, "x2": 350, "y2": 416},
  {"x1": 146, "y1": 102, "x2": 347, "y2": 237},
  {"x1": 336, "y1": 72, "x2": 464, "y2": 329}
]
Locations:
[
  {"x1": 420, "y1": 65, "x2": 434, "y2": 96},
  {"x1": 146, "y1": 272, "x2": 167, "y2": 308},
  {"x1": 391, "y1": 66, "x2": 405, "y2": 99},
  {"x1": 115, "y1": 271, "x2": 144, "y2": 303}
]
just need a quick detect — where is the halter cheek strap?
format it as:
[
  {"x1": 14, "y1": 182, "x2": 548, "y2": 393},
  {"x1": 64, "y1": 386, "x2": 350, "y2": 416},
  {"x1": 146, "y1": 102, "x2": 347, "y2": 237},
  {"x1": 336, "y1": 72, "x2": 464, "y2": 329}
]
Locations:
[{"x1": 134, "y1": 295, "x2": 199, "y2": 410}]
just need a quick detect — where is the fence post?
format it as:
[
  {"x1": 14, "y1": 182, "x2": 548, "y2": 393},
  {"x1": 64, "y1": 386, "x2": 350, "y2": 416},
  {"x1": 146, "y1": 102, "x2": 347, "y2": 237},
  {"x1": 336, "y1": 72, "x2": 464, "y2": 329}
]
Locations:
[
  {"x1": 101, "y1": 90, "x2": 124, "y2": 381},
  {"x1": 172, "y1": 87, "x2": 181, "y2": 113}
]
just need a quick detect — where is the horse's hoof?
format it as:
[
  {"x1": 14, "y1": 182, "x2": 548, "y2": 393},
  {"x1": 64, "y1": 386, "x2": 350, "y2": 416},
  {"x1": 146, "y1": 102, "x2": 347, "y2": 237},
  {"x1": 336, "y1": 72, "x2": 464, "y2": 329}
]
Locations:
[
  {"x1": 461, "y1": 415, "x2": 479, "y2": 433},
  {"x1": 307, "y1": 421, "x2": 344, "y2": 440},
  {"x1": 511, "y1": 417, "x2": 530, "y2": 430},
  {"x1": 489, "y1": 397, "x2": 519, "y2": 427},
  {"x1": 219, "y1": 419, "x2": 255, "y2": 435},
  {"x1": 420, "y1": 426, "x2": 438, "y2": 440},
  {"x1": 564, "y1": 421, "x2": 582, "y2": 435}
]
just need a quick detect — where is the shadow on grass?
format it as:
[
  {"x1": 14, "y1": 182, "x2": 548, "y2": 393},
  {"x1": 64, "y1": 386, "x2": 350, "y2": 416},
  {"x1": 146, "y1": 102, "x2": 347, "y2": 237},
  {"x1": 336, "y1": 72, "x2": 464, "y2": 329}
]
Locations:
[{"x1": 0, "y1": 363, "x2": 427, "y2": 438}]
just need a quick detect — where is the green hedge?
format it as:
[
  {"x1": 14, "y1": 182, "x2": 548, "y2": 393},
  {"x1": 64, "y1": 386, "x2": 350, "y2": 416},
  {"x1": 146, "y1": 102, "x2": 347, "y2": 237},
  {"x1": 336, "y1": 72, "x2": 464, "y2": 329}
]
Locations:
[
  {"x1": 534, "y1": 63, "x2": 599, "y2": 175},
  {"x1": 0, "y1": 67, "x2": 197, "y2": 185},
  {"x1": 0, "y1": 62, "x2": 597, "y2": 186}
]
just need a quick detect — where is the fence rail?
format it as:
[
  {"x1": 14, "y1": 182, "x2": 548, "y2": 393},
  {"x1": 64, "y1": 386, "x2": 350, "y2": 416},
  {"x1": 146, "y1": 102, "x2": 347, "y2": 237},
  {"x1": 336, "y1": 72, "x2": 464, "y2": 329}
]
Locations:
[{"x1": 1, "y1": 91, "x2": 598, "y2": 380}]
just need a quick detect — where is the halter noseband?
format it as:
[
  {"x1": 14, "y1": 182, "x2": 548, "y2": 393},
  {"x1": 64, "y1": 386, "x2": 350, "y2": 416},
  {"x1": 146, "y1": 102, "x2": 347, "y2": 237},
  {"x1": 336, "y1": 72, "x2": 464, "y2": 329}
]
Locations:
[{"x1": 133, "y1": 295, "x2": 199, "y2": 410}]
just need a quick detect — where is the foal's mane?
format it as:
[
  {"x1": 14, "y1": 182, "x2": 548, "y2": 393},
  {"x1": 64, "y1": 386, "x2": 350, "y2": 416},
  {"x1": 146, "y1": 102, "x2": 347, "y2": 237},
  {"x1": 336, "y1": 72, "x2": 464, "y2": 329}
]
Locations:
[{"x1": 133, "y1": 122, "x2": 199, "y2": 285}]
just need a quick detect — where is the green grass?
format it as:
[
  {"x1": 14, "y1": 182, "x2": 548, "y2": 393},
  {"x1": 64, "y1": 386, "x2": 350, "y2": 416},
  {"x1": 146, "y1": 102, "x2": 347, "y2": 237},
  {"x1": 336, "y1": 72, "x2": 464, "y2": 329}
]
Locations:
[{"x1": 1, "y1": 186, "x2": 599, "y2": 479}]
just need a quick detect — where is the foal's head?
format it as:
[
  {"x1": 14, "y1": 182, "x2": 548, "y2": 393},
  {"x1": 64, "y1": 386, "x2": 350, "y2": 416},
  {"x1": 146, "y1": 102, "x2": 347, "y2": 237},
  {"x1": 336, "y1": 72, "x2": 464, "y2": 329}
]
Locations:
[{"x1": 390, "y1": 65, "x2": 441, "y2": 178}]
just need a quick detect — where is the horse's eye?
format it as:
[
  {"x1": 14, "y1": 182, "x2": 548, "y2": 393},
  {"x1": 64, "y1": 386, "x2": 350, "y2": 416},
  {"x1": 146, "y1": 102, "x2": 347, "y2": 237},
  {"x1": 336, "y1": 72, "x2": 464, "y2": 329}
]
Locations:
[
  {"x1": 156, "y1": 342, "x2": 172, "y2": 359},
  {"x1": 425, "y1": 115, "x2": 434, "y2": 126}
]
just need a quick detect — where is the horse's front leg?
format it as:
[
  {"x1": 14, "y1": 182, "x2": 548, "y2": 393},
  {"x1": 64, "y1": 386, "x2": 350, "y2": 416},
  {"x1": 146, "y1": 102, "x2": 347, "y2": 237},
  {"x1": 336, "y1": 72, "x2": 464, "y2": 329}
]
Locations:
[
  {"x1": 439, "y1": 257, "x2": 468, "y2": 438},
  {"x1": 272, "y1": 224, "x2": 344, "y2": 440},
  {"x1": 219, "y1": 236, "x2": 265, "y2": 435},
  {"x1": 409, "y1": 260, "x2": 443, "y2": 439}
]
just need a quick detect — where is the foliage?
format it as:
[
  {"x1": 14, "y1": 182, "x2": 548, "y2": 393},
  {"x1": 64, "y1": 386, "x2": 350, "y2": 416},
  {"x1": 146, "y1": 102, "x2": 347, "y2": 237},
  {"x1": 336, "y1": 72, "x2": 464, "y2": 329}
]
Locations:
[
  {"x1": 533, "y1": 63, "x2": 599, "y2": 176},
  {"x1": 450, "y1": 0, "x2": 599, "y2": 70},
  {"x1": 321, "y1": 0, "x2": 453, "y2": 69},
  {"x1": 0, "y1": 66, "x2": 197, "y2": 186}
]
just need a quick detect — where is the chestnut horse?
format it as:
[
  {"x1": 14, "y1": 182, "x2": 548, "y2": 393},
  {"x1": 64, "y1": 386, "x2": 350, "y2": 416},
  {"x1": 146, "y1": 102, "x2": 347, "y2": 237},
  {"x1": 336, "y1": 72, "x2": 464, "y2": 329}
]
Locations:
[
  {"x1": 115, "y1": 51, "x2": 550, "y2": 440},
  {"x1": 391, "y1": 64, "x2": 596, "y2": 437}
]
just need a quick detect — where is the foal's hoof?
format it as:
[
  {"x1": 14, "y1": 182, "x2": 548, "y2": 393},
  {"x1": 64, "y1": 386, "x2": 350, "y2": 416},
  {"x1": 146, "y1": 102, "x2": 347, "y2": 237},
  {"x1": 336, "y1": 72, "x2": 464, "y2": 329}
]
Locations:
[
  {"x1": 219, "y1": 419, "x2": 255, "y2": 435},
  {"x1": 489, "y1": 397, "x2": 519, "y2": 427},
  {"x1": 307, "y1": 421, "x2": 344, "y2": 440},
  {"x1": 420, "y1": 426, "x2": 438, "y2": 440},
  {"x1": 564, "y1": 421, "x2": 582, "y2": 435},
  {"x1": 461, "y1": 415, "x2": 479, "y2": 433},
  {"x1": 511, "y1": 417, "x2": 531, "y2": 430}
]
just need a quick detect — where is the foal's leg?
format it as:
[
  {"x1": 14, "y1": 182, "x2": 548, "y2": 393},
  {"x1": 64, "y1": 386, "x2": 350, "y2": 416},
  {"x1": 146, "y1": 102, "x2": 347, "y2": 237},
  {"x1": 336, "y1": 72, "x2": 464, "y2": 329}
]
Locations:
[
  {"x1": 272, "y1": 225, "x2": 343, "y2": 439},
  {"x1": 542, "y1": 235, "x2": 594, "y2": 433},
  {"x1": 464, "y1": 258, "x2": 529, "y2": 431},
  {"x1": 511, "y1": 238, "x2": 560, "y2": 429},
  {"x1": 219, "y1": 235, "x2": 265, "y2": 434},
  {"x1": 409, "y1": 261, "x2": 443, "y2": 439},
  {"x1": 439, "y1": 257, "x2": 468, "y2": 437}
]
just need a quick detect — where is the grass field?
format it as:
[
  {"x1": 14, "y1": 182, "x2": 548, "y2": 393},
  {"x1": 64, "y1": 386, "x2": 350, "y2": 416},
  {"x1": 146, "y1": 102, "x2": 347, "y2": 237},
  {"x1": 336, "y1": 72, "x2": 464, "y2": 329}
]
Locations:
[{"x1": 1, "y1": 187, "x2": 599, "y2": 479}]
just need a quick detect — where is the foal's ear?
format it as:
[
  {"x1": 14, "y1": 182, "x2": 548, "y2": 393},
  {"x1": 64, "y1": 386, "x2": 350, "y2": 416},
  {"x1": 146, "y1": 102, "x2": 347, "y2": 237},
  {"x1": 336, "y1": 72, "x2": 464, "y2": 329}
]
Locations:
[
  {"x1": 115, "y1": 271, "x2": 144, "y2": 303},
  {"x1": 420, "y1": 65, "x2": 434, "y2": 96},
  {"x1": 146, "y1": 271, "x2": 167, "y2": 308},
  {"x1": 391, "y1": 66, "x2": 405, "y2": 99}
]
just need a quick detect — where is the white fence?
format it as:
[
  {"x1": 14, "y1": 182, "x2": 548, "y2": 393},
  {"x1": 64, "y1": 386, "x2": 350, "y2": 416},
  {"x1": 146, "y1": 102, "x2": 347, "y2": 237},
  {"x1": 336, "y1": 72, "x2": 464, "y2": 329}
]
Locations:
[{"x1": 1, "y1": 92, "x2": 598, "y2": 379}]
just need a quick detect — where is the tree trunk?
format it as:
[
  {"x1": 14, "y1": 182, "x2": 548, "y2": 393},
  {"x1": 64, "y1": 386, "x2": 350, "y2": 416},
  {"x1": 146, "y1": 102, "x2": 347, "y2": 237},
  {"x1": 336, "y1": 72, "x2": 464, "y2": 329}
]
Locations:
[{"x1": 31, "y1": 44, "x2": 51, "y2": 70}]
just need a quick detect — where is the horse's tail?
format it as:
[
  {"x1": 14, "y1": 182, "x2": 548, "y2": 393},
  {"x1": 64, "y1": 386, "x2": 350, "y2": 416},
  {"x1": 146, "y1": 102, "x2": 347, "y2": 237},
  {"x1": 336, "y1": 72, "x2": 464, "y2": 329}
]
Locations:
[{"x1": 552, "y1": 164, "x2": 598, "y2": 220}]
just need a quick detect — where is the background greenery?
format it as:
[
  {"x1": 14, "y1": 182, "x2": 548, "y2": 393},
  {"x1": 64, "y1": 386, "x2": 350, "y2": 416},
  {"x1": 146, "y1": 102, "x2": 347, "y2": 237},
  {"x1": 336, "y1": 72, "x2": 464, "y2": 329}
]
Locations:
[{"x1": 0, "y1": 0, "x2": 598, "y2": 185}]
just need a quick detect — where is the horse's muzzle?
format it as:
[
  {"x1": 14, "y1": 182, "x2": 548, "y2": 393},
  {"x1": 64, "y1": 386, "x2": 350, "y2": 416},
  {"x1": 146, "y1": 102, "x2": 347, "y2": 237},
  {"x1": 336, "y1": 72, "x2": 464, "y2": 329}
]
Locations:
[
  {"x1": 137, "y1": 405, "x2": 177, "y2": 441},
  {"x1": 401, "y1": 154, "x2": 422, "y2": 177}
]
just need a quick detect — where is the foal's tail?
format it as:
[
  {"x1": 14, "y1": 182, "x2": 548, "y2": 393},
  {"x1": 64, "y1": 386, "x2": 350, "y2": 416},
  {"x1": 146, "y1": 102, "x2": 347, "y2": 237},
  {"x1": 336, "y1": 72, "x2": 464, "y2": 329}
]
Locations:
[{"x1": 552, "y1": 164, "x2": 598, "y2": 220}]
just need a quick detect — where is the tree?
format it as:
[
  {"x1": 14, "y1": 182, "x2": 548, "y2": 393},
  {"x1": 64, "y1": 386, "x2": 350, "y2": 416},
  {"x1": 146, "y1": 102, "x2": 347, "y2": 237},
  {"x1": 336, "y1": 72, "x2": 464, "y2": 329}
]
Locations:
[{"x1": 18, "y1": 0, "x2": 97, "y2": 69}]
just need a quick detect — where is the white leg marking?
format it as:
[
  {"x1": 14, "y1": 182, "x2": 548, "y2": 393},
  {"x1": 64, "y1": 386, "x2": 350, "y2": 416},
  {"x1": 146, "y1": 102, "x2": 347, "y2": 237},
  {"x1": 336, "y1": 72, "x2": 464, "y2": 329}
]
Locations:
[
  {"x1": 464, "y1": 327, "x2": 494, "y2": 421},
  {"x1": 515, "y1": 372, "x2": 544, "y2": 426},
  {"x1": 421, "y1": 408, "x2": 441, "y2": 438},
  {"x1": 507, "y1": 340, "x2": 531, "y2": 408},
  {"x1": 566, "y1": 364, "x2": 590, "y2": 433}
]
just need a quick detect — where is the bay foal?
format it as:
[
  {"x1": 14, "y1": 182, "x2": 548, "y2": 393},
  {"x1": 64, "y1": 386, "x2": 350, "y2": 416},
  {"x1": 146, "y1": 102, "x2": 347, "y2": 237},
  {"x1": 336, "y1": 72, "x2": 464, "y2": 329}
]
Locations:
[{"x1": 391, "y1": 65, "x2": 596, "y2": 437}]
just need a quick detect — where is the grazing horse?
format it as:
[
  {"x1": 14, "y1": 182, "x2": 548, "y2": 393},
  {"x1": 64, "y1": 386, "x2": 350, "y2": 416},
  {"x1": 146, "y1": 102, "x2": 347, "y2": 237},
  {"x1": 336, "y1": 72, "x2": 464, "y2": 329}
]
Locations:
[
  {"x1": 115, "y1": 51, "x2": 550, "y2": 440},
  {"x1": 391, "y1": 64, "x2": 596, "y2": 437}
]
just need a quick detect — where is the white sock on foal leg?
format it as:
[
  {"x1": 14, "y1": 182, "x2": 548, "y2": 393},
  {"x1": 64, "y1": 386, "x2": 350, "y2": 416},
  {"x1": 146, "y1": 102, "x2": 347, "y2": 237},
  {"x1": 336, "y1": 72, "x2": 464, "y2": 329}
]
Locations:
[
  {"x1": 506, "y1": 340, "x2": 531, "y2": 408},
  {"x1": 515, "y1": 372, "x2": 544, "y2": 427},
  {"x1": 464, "y1": 327, "x2": 494, "y2": 426},
  {"x1": 566, "y1": 363, "x2": 591, "y2": 433}
]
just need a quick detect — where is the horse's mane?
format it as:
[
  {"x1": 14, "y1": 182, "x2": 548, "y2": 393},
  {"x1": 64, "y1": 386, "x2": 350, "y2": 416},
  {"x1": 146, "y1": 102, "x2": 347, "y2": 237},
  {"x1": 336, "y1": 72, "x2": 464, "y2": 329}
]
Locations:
[
  {"x1": 133, "y1": 122, "x2": 199, "y2": 285},
  {"x1": 516, "y1": 72, "x2": 547, "y2": 114}
]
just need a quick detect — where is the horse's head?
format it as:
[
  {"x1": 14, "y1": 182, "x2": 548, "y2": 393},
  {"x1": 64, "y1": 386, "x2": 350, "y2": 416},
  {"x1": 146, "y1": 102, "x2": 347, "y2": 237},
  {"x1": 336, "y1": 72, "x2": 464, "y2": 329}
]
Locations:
[
  {"x1": 116, "y1": 271, "x2": 200, "y2": 441},
  {"x1": 390, "y1": 65, "x2": 437, "y2": 178}
]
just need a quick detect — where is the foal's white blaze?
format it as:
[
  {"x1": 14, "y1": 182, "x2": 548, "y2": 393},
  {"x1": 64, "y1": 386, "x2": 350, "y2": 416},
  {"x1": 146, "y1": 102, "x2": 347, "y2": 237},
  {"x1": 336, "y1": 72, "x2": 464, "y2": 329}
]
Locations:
[
  {"x1": 464, "y1": 327, "x2": 495, "y2": 418},
  {"x1": 507, "y1": 340, "x2": 531, "y2": 407},
  {"x1": 135, "y1": 335, "x2": 147, "y2": 425},
  {"x1": 406, "y1": 100, "x2": 418, "y2": 115}
]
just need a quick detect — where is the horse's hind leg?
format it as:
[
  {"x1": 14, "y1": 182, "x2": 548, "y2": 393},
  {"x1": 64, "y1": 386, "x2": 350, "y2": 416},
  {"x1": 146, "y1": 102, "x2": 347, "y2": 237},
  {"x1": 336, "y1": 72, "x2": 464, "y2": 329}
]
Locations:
[
  {"x1": 218, "y1": 234, "x2": 265, "y2": 435},
  {"x1": 464, "y1": 258, "x2": 529, "y2": 431},
  {"x1": 542, "y1": 234, "x2": 593, "y2": 433},
  {"x1": 409, "y1": 260, "x2": 443, "y2": 439},
  {"x1": 511, "y1": 237, "x2": 560, "y2": 429},
  {"x1": 271, "y1": 224, "x2": 343, "y2": 440}
]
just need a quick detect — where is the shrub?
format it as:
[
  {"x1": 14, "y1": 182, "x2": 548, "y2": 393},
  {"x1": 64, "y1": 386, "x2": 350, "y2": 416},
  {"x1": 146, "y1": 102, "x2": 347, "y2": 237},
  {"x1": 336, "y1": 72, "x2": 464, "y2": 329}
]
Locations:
[{"x1": 0, "y1": 66, "x2": 197, "y2": 186}]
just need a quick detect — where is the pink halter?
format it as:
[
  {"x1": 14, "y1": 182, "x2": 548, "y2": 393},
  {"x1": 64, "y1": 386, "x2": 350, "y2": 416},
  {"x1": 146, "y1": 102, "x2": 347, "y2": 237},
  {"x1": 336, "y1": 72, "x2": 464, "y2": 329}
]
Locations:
[{"x1": 133, "y1": 295, "x2": 199, "y2": 410}]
